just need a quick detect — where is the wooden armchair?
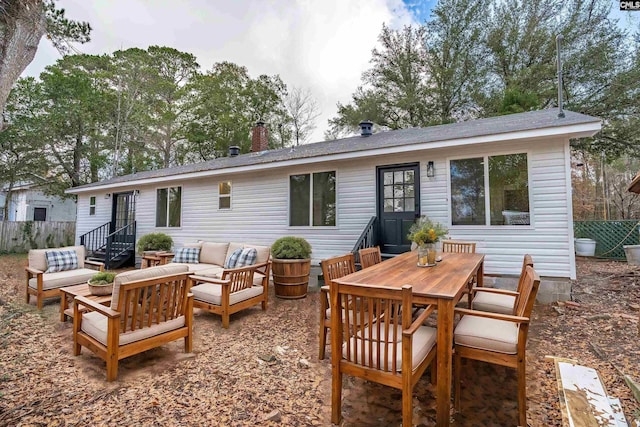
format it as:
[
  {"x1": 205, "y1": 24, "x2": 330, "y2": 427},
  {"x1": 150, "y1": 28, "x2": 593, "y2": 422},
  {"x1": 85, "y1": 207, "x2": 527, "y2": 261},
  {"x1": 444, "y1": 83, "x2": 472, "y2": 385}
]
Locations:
[
  {"x1": 73, "y1": 271, "x2": 194, "y2": 381},
  {"x1": 189, "y1": 261, "x2": 270, "y2": 328},
  {"x1": 318, "y1": 253, "x2": 356, "y2": 360},
  {"x1": 471, "y1": 254, "x2": 533, "y2": 314},
  {"x1": 454, "y1": 265, "x2": 540, "y2": 427},
  {"x1": 442, "y1": 240, "x2": 477, "y2": 305},
  {"x1": 330, "y1": 282, "x2": 437, "y2": 427},
  {"x1": 358, "y1": 246, "x2": 382, "y2": 269}
]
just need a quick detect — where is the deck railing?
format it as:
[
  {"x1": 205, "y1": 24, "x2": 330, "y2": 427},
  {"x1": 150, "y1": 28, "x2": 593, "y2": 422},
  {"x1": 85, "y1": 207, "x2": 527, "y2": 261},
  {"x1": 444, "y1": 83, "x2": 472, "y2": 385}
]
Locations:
[
  {"x1": 79, "y1": 222, "x2": 110, "y2": 256},
  {"x1": 351, "y1": 216, "x2": 377, "y2": 267}
]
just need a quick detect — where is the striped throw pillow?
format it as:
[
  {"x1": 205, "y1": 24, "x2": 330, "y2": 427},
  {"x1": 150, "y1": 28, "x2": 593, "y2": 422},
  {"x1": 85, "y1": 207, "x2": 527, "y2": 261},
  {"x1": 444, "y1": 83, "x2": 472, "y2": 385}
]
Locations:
[
  {"x1": 45, "y1": 249, "x2": 79, "y2": 273},
  {"x1": 172, "y1": 247, "x2": 200, "y2": 264},
  {"x1": 224, "y1": 248, "x2": 243, "y2": 269},
  {"x1": 235, "y1": 248, "x2": 258, "y2": 268}
]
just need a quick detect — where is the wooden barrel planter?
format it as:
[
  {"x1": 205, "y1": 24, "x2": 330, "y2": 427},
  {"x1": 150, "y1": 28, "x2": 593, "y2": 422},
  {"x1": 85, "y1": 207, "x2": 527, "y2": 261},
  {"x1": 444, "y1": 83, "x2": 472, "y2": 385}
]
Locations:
[{"x1": 272, "y1": 258, "x2": 311, "y2": 299}]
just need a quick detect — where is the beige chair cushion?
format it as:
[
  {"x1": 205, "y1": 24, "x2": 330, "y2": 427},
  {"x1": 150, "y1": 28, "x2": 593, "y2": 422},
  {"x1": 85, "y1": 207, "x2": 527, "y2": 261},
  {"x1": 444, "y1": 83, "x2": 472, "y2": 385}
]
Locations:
[
  {"x1": 454, "y1": 315, "x2": 518, "y2": 354},
  {"x1": 343, "y1": 325, "x2": 436, "y2": 372},
  {"x1": 28, "y1": 268, "x2": 97, "y2": 290},
  {"x1": 243, "y1": 244, "x2": 270, "y2": 264},
  {"x1": 199, "y1": 242, "x2": 230, "y2": 266},
  {"x1": 472, "y1": 292, "x2": 516, "y2": 315},
  {"x1": 196, "y1": 267, "x2": 264, "y2": 287},
  {"x1": 191, "y1": 283, "x2": 264, "y2": 306},
  {"x1": 29, "y1": 245, "x2": 86, "y2": 272},
  {"x1": 170, "y1": 263, "x2": 219, "y2": 273},
  {"x1": 81, "y1": 311, "x2": 185, "y2": 346},
  {"x1": 111, "y1": 264, "x2": 189, "y2": 310},
  {"x1": 190, "y1": 265, "x2": 224, "y2": 276}
]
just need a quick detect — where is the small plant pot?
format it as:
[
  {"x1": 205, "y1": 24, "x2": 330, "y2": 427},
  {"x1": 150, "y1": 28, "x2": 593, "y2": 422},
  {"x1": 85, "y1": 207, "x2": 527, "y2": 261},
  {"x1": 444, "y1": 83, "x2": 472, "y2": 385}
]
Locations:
[
  {"x1": 624, "y1": 245, "x2": 640, "y2": 266},
  {"x1": 575, "y1": 238, "x2": 596, "y2": 257},
  {"x1": 272, "y1": 259, "x2": 311, "y2": 299},
  {"x1": 88, "y1": 282, "x2": 114, "y2": 296}
]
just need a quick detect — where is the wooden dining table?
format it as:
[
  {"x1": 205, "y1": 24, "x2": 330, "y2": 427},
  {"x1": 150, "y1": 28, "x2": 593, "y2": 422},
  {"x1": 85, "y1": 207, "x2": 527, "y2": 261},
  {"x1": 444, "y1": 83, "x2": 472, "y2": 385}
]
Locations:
[{"x1": 333, "y1": 250, "x2": 485, "y2": 427}]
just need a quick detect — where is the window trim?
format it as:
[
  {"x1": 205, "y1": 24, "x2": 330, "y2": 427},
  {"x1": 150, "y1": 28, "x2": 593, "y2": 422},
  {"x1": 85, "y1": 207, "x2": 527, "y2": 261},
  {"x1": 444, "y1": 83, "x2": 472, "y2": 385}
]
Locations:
[
  {"x1": 287, "y1": 169, "x2": 338, "y2": 228},
  {"x1": 218, "y1": 180, "x2": 232, "y2": 210},
  {"x1": 89, "y1": 195, "x2": 96, "y2": 216},
  {"x1": 154, "y1": 185, "x2": 183, "y2": 229},
  {"x1": 446, "y1": 149, "x2": 534, "y2": 229}
]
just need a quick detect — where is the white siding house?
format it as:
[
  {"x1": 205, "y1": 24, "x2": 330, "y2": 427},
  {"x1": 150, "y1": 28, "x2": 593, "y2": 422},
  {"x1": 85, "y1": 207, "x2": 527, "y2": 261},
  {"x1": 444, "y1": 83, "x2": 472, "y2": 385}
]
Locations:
[
  {"x1": 0, "y1": 182, "x2": 76, "y2": 222},
  {"x1": 68, "y1": 110, "x2": 600, "y2": 280}
]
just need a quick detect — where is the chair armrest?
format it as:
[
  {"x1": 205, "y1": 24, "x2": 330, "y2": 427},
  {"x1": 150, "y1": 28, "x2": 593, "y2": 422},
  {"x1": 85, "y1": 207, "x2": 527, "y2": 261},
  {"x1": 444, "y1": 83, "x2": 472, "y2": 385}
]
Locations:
[
  {"x1": 25, "y1": 266, "x2": 44, "y2": 276},
  {"x1": 472, "y1": 287, "x2": 518, "y2": 297},
  {"x1": 74, "y1": 296, "x2": 120, "y2": 319},
  {"x1": 404, "y1": 305, "x2": 435, "y2": 336},
  {"x1": 189, "y1": 275, "x2": 230, "y2": 286},
  {"x1": 320, "y1": 285, "x2": 329, "y2": 293},
  {"x1": 454, "y1": 307, "x2": 529, "y2": 324},
  {"x1": 84, "y1": 259, "x2": 105, "y2": 271}
]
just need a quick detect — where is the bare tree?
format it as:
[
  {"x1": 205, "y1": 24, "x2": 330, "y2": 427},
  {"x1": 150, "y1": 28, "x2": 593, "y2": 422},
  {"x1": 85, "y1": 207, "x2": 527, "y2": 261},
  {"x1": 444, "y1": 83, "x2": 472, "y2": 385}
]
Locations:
[{"x1": 284, "y1": 86, "x2": 320, "y2": 146}]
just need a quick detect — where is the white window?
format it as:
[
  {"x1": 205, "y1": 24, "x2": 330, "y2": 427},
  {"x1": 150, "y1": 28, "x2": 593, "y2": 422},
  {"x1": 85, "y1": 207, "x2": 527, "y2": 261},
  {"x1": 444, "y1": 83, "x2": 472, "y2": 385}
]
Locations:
[
  {"x1": 289, "y1": 171, "x2": 336, "y2": 226},
  {"x1": 89, "y1": 196, "x2": 96, "y2": 216},
  {"x1": 156, "y1": 186, "x2": 182, "y2": 227},
  {"x1": 219, "y1": 181, "x2": 231, "y2": 209},
  {"x1": 450, "y1": 153, "x2": 530, "y2": 226}
]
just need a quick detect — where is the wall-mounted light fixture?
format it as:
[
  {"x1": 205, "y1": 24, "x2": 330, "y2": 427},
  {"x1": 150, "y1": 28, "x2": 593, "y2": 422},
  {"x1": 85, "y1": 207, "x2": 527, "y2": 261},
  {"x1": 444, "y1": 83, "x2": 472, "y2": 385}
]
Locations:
[
  {"x1": 134, "y1": 190, "x2": 140, "y2": 195},
  {"x1": 104, "y1": 193, "x2": 111, "y2": 199},
  {"x1": 427, "y1": 161, "x2": 435, "y2": 177}
]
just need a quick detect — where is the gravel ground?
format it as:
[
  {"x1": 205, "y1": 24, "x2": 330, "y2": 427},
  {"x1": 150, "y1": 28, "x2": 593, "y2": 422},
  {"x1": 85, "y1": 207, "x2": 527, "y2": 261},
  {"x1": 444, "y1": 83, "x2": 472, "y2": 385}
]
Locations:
[{"x1": 0, "y1": 254, "x2": 638, "y2": 426}]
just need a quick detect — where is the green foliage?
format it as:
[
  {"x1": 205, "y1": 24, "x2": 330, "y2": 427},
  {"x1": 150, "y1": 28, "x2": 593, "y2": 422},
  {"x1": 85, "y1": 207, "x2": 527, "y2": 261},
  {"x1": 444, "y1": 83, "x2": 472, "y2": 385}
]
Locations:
[
  {"x1": 89, "y1": 272, "x2": 116, "y2": 285},
  {"x1": 137, "y1": 233, "x2": 173, "y2": 253},
  {"x1": 271, "y1": 236, "x2": 312, "y2": 259},
  {"x1": 407, "y1": 216, "x2": 448, "y2": 245},
  {"x1": 44, "y1": 0, "x2": 92, "y2": 54}
]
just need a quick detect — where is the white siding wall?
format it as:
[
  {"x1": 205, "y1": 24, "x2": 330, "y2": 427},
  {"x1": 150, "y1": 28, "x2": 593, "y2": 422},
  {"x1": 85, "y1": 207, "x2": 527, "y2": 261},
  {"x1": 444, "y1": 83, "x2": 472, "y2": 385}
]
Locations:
[
  {"x1": 75, "y1": 135, "x2": 575, "y2": 279},
  {"x1": 75, "y1": 192, "x2": 114, "y2": 240}
]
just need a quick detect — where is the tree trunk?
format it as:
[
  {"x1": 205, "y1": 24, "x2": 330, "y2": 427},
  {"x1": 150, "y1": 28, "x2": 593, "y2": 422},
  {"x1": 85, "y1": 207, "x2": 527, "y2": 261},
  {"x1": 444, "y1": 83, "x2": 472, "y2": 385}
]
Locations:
[{"x1": 0, "y1": 1, "x2": 47, "y2": 129}]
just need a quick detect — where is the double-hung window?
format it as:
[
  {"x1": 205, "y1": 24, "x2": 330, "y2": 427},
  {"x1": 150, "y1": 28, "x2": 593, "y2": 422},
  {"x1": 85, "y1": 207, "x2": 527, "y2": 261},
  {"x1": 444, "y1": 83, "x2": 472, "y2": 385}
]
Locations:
[
  {"x1": 89, "y1": 196, "x2": 96, "y2": 216},
  {"x1": 450, "y1": 153, "x2": 530, "y2": 226},
  {"x1": 219, "y1": 181, "x2": 231, "y2": 209},
  {"x1": 156, "y1": 186, "x2": 182, "y2": 227},
  {"x1": 290, "y1": 171, "x2": 336, "y2": 226}
]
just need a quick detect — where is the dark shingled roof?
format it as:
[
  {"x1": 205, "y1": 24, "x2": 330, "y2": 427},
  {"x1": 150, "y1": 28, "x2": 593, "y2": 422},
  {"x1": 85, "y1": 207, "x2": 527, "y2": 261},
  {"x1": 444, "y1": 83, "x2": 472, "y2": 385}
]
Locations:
[{"x1": 72, "y1": 109, "x2": 599, "y2": 191}]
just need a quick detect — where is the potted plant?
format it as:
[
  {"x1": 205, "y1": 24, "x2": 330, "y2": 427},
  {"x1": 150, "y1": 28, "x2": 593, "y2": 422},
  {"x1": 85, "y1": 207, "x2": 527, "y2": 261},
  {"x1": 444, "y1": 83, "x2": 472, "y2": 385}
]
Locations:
[
  {"x1": 137, "y1": 232, "x2": 173, "y2": 255},
  {"x1": 88, "y1": 272, "x2": 117, "y2": 296},
  {"x1": 271, "y1": 236, "x2": 312, "y2": 299},
  {"x1": 408, "y1": 216, "x2": 448, "y2": 267}
]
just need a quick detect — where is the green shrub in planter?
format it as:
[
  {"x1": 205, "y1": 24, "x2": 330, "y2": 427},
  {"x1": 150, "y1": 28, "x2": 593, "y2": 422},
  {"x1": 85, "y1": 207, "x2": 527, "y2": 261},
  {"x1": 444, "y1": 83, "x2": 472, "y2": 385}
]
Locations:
[
  {"x1": 271, "y1": 236, "x2": 312, "y2": 259},
  {"x1": 137, "y1": 233, "x2": 173, "y2": 253},
  {"x1": 89, "y1": 272, "x2": 116, "y2": 285}
]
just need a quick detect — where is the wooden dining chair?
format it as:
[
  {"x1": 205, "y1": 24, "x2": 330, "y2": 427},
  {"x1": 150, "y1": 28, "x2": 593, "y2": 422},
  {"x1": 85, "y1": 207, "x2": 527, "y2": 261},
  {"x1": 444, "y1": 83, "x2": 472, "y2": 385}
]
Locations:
[
  {"x1": 442, "y1": 240, "x2": 477, "y2": 305},
  {"x1": 330, "y1": 282, "x2": 437, "y2": 427},
  {"x1": 358, "y1": 246, "x2": 382, "y2": 269},
  {"x1": 471, "y1": 254, "x2": 533, "y2": 314},
  {"x1": 318, "y1": 253, "x2": 356, "y2": 360},
  {"x1": 453, "y1": 265, "x2": 540, "y2": 427}
]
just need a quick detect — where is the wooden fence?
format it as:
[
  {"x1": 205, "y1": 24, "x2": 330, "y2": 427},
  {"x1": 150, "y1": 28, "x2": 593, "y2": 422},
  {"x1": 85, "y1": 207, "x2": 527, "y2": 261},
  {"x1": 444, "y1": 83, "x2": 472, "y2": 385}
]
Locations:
[{"x1": 0, "y1": 221, "x2": 76, "y2": 253}]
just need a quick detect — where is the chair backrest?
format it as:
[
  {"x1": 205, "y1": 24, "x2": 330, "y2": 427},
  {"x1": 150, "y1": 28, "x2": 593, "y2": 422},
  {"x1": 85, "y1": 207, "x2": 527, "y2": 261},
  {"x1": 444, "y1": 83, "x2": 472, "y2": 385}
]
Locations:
[
  {"x1": 515, "y1": 265, "x2": 540, "y2": 332},
  {"x1": 321, "y1": 253, "x2": 356, "y2": 286},
  {"x1": 332, "y1": 282, "x2": 414, "y2": 372},
  {"x1": 221, "y1": 264, "x2": 257, "y2": 293},
  {"x1": 512, "y1": 254, "x2": 534, "y2": 310},
  {"x1": 116, "y1": 272, "x2": 192, "y2": 334},
  {"x1": 358, "y1": 246, "x2": 382, "y2": 269},
  {"x1": 441, "y1": 240, "x2": 476, "y2": 254}
]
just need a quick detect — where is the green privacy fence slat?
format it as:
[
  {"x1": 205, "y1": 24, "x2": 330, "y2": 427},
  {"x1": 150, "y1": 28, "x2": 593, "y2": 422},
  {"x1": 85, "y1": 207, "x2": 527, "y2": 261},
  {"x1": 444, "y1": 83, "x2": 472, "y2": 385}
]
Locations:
[{"x1": 574, "y1": 220, "x2": 640, "y2": 260}]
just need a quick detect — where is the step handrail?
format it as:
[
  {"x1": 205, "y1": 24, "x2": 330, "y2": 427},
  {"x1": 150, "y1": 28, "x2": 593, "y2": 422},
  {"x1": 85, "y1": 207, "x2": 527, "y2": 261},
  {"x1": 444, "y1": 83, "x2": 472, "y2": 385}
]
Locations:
[
  {"x1": 79, "y1": 222, "x2": 110, "y2": 255},
  {"x1": 105, "y1": 221, "x2": 136, "y2": 267},
  {"x1": 351, "y1": 216, "x2": 377, "y2": 266}
]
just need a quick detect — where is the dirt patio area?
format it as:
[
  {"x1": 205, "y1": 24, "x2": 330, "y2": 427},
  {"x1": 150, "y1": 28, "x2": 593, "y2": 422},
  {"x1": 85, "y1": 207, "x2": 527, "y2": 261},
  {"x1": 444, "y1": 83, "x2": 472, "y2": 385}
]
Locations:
[{"x1": 1, "y1": 254, "x2": 639, "y2": 426}]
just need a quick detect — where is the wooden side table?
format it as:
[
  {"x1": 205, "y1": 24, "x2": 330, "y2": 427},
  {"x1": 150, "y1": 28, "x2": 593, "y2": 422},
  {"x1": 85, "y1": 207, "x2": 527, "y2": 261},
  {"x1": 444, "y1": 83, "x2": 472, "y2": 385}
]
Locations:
[
  {"x1": 141, "y1": 252, "x2": 175, "y2": 268},
  {"x1": 59, "y1": 283, "x2": 112, "y2": 322}
]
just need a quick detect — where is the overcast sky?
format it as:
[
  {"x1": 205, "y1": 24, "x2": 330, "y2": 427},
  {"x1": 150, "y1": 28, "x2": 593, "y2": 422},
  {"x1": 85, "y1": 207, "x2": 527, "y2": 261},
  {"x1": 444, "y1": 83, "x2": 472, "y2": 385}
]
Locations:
[{"x1": 22, "y1": 0, "x2": 435, "y2": 143}]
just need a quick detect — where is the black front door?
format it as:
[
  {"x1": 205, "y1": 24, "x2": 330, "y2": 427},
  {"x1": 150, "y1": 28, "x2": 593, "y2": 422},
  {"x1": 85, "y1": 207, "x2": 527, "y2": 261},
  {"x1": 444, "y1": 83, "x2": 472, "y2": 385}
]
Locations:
[
  {"x1": 377, "y1": 163, "x2": 420, "y2": 254},
  {"x1": 111, "y1": 192, "x2": 136, "y2": 245}
]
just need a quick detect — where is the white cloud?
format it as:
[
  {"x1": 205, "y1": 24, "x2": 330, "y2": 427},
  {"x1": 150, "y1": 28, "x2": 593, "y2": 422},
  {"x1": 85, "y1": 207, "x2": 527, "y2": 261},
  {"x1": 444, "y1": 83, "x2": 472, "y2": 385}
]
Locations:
[{"x1": 22, "y1": 0, "x2": 417, "y2": 142}]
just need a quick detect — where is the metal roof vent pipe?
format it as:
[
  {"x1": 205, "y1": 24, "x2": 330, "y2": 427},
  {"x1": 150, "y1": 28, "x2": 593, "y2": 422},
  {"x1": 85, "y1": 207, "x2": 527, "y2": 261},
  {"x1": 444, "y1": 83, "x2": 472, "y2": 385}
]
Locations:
[
  {"x1": 229, "y1": 145, "x2": 240, "y2": 157},
  {"x1": 359, "y1": 120, "x2": 373, "y2": 136}
]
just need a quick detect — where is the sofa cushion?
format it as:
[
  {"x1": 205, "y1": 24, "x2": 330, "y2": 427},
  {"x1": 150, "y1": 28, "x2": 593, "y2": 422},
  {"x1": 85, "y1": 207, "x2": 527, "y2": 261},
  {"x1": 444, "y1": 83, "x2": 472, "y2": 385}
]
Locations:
[
  {"x1": 45, "y1": 249, "x2": 79, "y2": 273},
  {"x1": 472, "y1": 292, "x2": 516, "y2": 315},
  {"x1": 235, "y1": 248, "x2": 257, "y2": 268},
  {"x1": 224, "y1": 248, "x2": 243, "y2": 269},
  {"x1": 454, "y1": 314, "x2": 518, "y2": 354},
  {"x1": 111, "y1": 264, "x2": 189, "y2": 310},
  {"x1": 29, "y1": 245, "x2": 86, "y2": 272},
  {"x1": 196, "y1": 268, "x2": 263, "y2": 287},
  {"x1": 182, "y1": 263, "x2": 219, "y2": 273},
  {"x1": 191, "y1": 283, "x2": 264, "y2": 306},
  {"x1": 81, "y1": 311, "x2": 185, "y2": 346},
  {"x1": 28, "y1": 268, "x2": 97, "y2": 290},
  {"x1": 243, "y1": 244, "x2": 270, "y2": 264},
  {"x1": 200, "y1": 242, "x2": 229, "y2": 266},
  {"x1": 172, "y1": 247, "x2": 200, "y2": 264}
]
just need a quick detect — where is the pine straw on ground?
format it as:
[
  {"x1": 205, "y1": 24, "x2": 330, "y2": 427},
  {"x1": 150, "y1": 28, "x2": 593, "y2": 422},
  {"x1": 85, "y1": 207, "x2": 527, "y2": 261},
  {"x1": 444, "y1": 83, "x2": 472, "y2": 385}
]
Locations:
[{"x1": 0, "y1": 254, "x2": 638, "y2": 426}]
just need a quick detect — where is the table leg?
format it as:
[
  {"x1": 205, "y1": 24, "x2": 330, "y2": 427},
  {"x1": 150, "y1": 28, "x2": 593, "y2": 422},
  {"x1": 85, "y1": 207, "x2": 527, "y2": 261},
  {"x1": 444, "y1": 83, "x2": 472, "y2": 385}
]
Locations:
[
  {"x1": 476, "y1": 262, "x2": 484, "y2": 287},
  {"x1": 60, "y1": 292, "x2": 68, "y2": 322},
  {"x1": 436, "y1": 298, "x2": 454, "y2": 427}
]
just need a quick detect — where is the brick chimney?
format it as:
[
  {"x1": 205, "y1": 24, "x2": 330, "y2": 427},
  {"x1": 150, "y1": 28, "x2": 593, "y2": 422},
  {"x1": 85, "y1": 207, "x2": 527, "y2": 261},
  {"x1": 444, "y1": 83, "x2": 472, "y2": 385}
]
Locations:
[{"x1": 251, "y1": 121, "x2": 268, "y2": 152}]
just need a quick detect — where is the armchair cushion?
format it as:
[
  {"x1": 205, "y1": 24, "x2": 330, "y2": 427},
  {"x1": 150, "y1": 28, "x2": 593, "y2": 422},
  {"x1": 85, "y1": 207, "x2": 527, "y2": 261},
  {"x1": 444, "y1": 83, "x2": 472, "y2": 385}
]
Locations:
[
  {"x1": 191, "y1": 283, "x2": 264, "y2": 306},
  {"x1": 343, "y1": 325, "x2": 436, "y2": 371},
  {"x1": 45, "y1": 249, "x2": 79, "y2": 273},
  {"x1": 172, "y1": 247, "x2": 200, "y2": 264},
  {"x1": 454, "y1": 314, "x2": 518, "y2": 354},
  {"x1": 28, "y1": 268, "x2": 98, "y2": 290},
  {"x1": 29, "y1": 245, "x2": 86, "y2": 271},
  {"x1": 81, "y1": 311, "x2": 186, "y2": 346},
  {"x1": 235, "y1": 248, "x2": 257, "y2": 268},
  {"x1": 110, "y1": 264, "x2": 189, "y2": 310},
  {"x1": 472, "y1": 292, "x2": 516, "y2": 315},
  {"x1": 200, "y1": 242, "x2": 229, "y2": 266},
  {"x1": 243, "y1": 244, "x2": 270, "y2": 264},
  {"x1": 224, "y1": 248, "x2": 243, "y2": 269}
]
